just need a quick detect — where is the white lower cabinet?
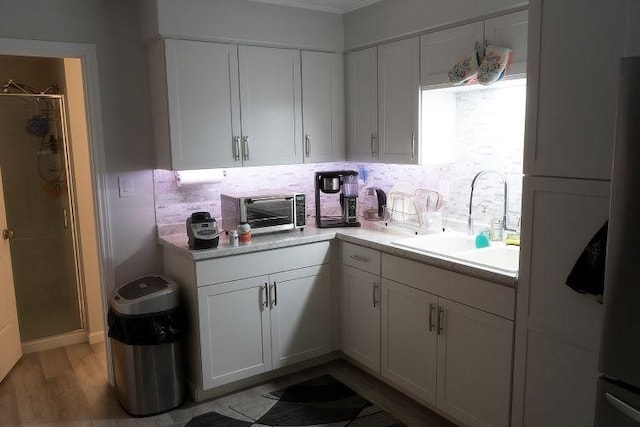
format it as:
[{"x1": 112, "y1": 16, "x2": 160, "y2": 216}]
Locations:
[
  {"x1": 381, "y1": 278, "x2": 438, "y2": 404},
  {"x1": 163, "y1": 241, "x2": 334, "y2": 397},
  {"x1": 199, "y1": 264, "x2": 331, "y2": 390},
  {"x1": 341, "y1": 264, "x2": 381, "y2": 372},
  {"x1": 381, "y1": 278, "x2": 513, "y2": 426},
  {"x1": 435, "y1": 297, "x2": 513, "y2": 427}
]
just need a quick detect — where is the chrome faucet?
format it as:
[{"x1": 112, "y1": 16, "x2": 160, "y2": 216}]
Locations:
[{"x1": 468, "y1": 170, "x2": 513, "y2": 235}]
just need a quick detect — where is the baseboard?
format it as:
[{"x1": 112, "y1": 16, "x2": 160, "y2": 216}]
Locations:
[
  {"x1": 22, "y1": 330, "x2": 88, "y2": 354},
  {"x1": 191, "y1": 351, "x2": 341, "y2": 402},
  {"x1": 89, "y1": 330, "x2": 105, "y2": 345}
]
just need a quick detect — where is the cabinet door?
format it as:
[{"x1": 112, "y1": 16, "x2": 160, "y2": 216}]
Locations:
[
  {"x1": 436, "y1": 298, "x2": 513, "y2": 427},
  {"x1": 341, "y1": 265, "x2": 381, "y2": 372},
  {"x1": 346, "y1": 47, "x2": 378, "y2": 161},
  {"x1": 270, "y1": 265, "x2": 332, "y2": 369},
  {"x1": 420, "y1": 22, "x2": 484, "y2": 87},
  {"x1": 238, "y1": 46, "x2": 302, "y2": 166},
  {"x1": 378, "y1": 37, "x2": 420, "y2": 164},
  {"x1": 484, "y1": 10, "x2": 529, "y2": 77},
  {"x1": 198, "y1": 276, "x2": 271, "y2": 390},
  {"x1": 301, "y1": 51, "x2": 345, "y2": 163},
  {"x1": 524, "y1": 0, "x2": 626, "y2": 180},
  {"x1": 381, "y1": 279, "x2": 438, "y2": 405},
  {"x1": 154, "y1": 39, "x2": 241, "y2": 170}
]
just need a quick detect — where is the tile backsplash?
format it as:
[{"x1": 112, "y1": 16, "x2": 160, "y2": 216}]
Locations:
[{"x1": 154, "y1": 82, "x2": 526, "y2": 236}]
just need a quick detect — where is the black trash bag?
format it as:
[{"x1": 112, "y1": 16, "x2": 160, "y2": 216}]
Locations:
[
  {"x1": 565, "y1": 221, "x2": 608, "y2": 300},
  {"x1": 108, "y1": 307, "x2": 184, "y2": 346}
]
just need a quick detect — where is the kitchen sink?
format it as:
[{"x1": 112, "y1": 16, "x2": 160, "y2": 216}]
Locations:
[
  {"x1": 451, "y1": 246, "x2": 520, "y2": 274},
  {"x1": 392, "y1": 232, "x2": 477, "y2": 255},
  {"x1": 392, "y1": 231, "x2": 520, "y2": 274}
]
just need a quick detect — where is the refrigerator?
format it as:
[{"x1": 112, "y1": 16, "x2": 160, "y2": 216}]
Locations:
[{"x1": 596, "y1": 55, "x2": 640, "y2": 425}]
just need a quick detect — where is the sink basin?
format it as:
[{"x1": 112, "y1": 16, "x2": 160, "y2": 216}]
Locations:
[
  {"x1": 392, "y1": 232, "x2": 476, "y2": 255},
  {"x1": 452, "y1": 246, "x2": 520, "y2": 274},
  {"x1": 392, "y1": 231, "x2": 520, "y2": 274}
]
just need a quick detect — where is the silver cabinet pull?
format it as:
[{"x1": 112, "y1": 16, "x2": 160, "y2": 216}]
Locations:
[
  {"x1": 305, "y1": 134, "x2": 311, "y2": 157},
  {"x1": 410, "y1": 131, "x2": 416, "y2": 160},
  {"x1": 261, "y1": 283, "x2": 268, "y2": 309},
  {"x1": 437, "y1": 306, "x2": 444, "y2": 335},
  {"x1": 233, "y1": 136, "x2": 241, "y2": 161},
  {"x1": 2, "y1": 229, "x2": 15, "y2": 240},
  {"x1": 606, "y1": 392, "x2": 640, "y2": 422},
  {"x1": 372, "y1": 282, "x2": 378, "y2": 308},
  {"x1": 271, "y1": 281, "x2": 278, "y2": 306},
  {"x1": 62, "y1": 207, "x2": 69, "y2": 229},
  {"x1": 428, "y1": 303, "x2": 435, "y2": 332},
  {"x1": 350, "y1": 254, "x2": 369, "y2": 263},
  {"x1": 370, "y1": 133, "x2": 377, "y2": 155},
  {"x1": 243, "y1": 136, "x2": 250, "y2": 161}
]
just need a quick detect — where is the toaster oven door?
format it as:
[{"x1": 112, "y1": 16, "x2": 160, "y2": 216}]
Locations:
[{"x1": 244, "y1": 197, "x2": 295, "y2": 232}]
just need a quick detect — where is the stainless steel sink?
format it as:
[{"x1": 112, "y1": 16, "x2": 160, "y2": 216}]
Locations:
[{"x1": 392, "y1": 231, "x2": 520, "y2": 274}]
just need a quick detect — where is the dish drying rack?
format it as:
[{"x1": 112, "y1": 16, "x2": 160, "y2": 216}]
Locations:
[{"x1": 382, "y1": 189, "x2": 447, "y2": 234}]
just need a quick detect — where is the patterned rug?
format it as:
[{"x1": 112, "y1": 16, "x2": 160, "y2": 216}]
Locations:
[{"x1": 186, "y1": 374, "x2": 405, "y2": 426}]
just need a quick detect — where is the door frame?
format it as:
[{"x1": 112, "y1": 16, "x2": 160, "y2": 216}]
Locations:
[{"x1": 0, "y1": 37, "x2": 114, "y2": 382}]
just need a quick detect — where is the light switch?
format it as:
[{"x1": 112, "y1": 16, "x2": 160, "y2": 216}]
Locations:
[{"x1": 118, "y1": 176, "x2": 134, "y2": 198}]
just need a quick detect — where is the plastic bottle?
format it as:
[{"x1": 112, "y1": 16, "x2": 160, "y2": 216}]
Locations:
[
  {"x1": 238, "y1": 222, "x2": 251, "y2": 244},
  {"x1": 489, "y1": 216, "x2": 503, "y2": 241},
  {"x1": 229, "y1": 230, "x2": 239, "y2": 246}
]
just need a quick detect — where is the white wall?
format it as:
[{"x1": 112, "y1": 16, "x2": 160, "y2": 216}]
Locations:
[
  {"x1": 150, "y1": 0, "x2": 344, "y2": 52},
  {"x1": 0, "y1": 0, "x2": 160, "y2": 290},
  {"x1": 344, "y1": 0, "x2": 527, "y2": 49}
]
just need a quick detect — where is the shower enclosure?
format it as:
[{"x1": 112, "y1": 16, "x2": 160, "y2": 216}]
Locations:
[{"x1": 0, "y1": 90, "x2": 84, "y2": 342}]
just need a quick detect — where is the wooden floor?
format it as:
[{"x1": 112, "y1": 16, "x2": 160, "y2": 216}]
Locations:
[{"x1": 0, "y1": 343, "x2": 455, "y2": 426}]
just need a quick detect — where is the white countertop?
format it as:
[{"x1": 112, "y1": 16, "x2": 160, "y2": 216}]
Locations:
[{"x1": 159, "y1": 223, "x2": 518, "y2": 287}]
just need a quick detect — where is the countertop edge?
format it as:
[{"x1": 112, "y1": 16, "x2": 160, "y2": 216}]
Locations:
[{"x1": 158, "y1": 228, "x2": 517, "y2": 288}]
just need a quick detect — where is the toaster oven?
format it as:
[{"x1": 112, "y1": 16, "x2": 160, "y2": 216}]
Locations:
[{"x1": 220, "y1": 193, "x2": 306, "y2": 234}]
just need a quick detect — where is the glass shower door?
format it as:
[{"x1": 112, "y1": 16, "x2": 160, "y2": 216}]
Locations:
[{"x1": 0, "y1": 94, "x2": 83, "y2": 341}]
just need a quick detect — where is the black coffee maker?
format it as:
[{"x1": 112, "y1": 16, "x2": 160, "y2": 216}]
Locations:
[
  {"x1": 186, "y1": 212, "x2": 220, "y2": 249},
  {"x1": 315, "y1": 171, "x2": 361, "y2": 228}
]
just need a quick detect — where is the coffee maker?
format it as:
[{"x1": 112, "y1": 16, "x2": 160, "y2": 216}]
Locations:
[{"x1": 315, "y1": 171, "x2": 361, "y2": 228}]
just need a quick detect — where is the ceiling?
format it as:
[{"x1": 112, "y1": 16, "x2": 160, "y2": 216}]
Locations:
[{"x1": 249, "y1": 0, "x2": 382, "y2": 14}]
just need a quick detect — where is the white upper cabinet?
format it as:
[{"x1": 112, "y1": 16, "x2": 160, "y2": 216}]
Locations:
[
  {"x1": 149, "y1": 40, "x2": 304, "y2": 170},
  {"x1": 378, "y1": 37, "x2": 420, "y2": 164},
  {"x1": 346, "y1": 47, "x2": 378, "y2": 162},
  {"x1": 301, "y1": 51, "x2": 345, "y2": 163},
  {"x1": 238, "y1": 46, "x2": 302, "y2": 167},
  {"x1": 420, "y1": 10, "x2": 529, "y2": 87},
  {"x1": 150, "y1": 39, "x2": 241, "y2": 170},
  {"x1": 420, "y1": 22, "x2": 485, "y2": 87},
  {"x1": 525, "y1": 0, "x2": 625, "y2": 180},
  {"x1": 484, "y1": 10, "x2": 529, "y2": 76}
]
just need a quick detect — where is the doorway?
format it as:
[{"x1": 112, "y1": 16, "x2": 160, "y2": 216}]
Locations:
[{"x1": 0, "y1": 55, "x2": 105, "y2": 355}]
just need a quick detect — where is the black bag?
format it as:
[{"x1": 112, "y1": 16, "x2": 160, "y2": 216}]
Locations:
[
  {"x1": 565, "y1": 221, "x2": 608, "y2": 300},
  {"x1": 107, "y1": 307, "x2": 184, "y2": 345}
]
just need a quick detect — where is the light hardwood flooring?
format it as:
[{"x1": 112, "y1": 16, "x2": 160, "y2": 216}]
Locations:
[{"x1": 0, "y1": 343, "x2": 455, "y2": 426}]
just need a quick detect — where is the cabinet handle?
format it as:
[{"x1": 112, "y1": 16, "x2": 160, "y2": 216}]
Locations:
[
  {"x1": 261, "y1": 283, "x2": 269, "y2": 309},
  {"x1": 243, "y1": 136, "x2": 249, "y2": 161},
  {"x1": 350, "y1": 254, "x2": 369, "y2": 263},
  {"x1": 437, "y1": 306, "x2": 444, "y2": 335},
  {"x1": 272, "y1": 281, "x2": 278, "y2": 306},
  {"x1": 428, "y1": 303, "x2": 435, "y2": 332},
  {"x1": 305, "y1": 134, "x2": 311, "y2": 157},
  {"x1": 372, "y1": 282, "x2": 378, "y2": 308},
  {"x1": 370, "y1": 133, "x2": 377, "y2": 155},
  {"x1": 233, "y1": 136, "x2": 240, "y2": 161},
  {"x1": 410, "y1": 131, "x2": 416, "y2": 160}
]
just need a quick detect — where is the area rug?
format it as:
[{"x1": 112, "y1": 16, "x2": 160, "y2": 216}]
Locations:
[{"x1": 186, "y1": 374, "x2": 405, "y2": 426}]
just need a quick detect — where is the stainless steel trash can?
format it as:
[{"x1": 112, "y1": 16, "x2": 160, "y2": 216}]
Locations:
[{"x1": 108, "y1": 275, "x2": 184, "y2": 416}]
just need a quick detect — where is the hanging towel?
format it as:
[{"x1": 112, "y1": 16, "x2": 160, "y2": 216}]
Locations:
[{"x1": 565, "y1": 221, "x2": 608, "y2": 301}]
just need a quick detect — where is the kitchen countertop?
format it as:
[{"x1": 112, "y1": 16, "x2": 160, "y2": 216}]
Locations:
[{"x1": 159, "y1": 223, "x2": 518, "y2": 287}]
